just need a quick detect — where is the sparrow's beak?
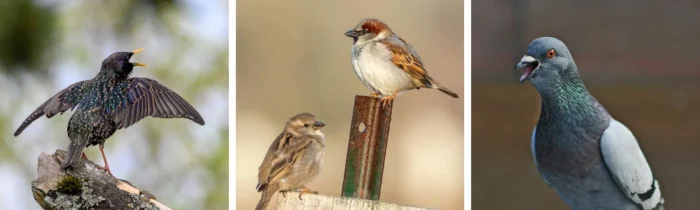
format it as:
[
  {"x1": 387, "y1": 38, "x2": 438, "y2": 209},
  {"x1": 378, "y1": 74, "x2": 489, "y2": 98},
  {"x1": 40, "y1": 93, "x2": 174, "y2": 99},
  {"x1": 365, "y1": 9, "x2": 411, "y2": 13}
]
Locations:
[
  {"x1": 314, "y1": 121, "x2": 325, "y2": 128},
  {"x1": 131, "y1": 48, "x2": 147, "y2": 67},
  {"x1": 344, "y1": 30, "x2": 359, "y2": 38},
  {"x1": 515, "y1": 55, "x2": 539, "y2": 83}
]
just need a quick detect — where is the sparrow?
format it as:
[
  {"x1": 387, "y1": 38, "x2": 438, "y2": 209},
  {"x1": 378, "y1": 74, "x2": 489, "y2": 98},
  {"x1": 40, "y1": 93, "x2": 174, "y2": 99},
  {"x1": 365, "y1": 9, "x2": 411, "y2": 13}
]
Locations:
[
  {"x1": 255, "y1": 113, "x2": 326, "y2": 210},
  {"x1": 14, "y1": 48, "x2": 205, "y2": 175},
  {"x1": 345, "y1": 18, "x2": 459, "y2": 108}
]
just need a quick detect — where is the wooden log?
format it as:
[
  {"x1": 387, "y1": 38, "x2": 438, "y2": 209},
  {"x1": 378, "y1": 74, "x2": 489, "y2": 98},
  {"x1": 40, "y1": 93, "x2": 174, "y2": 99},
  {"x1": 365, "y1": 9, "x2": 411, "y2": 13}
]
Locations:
[
  {"x1": 31, "y1": 149, "x2": 171, "y2": 210},
  {"x1": 276, "y1": 191, "x2": 436, "y2": 210}
]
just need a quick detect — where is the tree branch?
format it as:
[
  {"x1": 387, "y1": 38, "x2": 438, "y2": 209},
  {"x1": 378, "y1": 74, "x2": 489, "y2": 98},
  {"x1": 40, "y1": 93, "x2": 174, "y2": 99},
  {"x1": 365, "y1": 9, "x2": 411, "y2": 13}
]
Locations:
[{"x1": 31, "y1": 149, "x2": 172, "y2": 210}]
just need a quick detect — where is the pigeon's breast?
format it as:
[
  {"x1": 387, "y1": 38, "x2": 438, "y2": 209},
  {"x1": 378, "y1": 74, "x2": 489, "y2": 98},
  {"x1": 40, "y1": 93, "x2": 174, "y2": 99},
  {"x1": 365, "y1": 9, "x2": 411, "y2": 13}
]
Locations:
[{"x1": 534, "y1": 122, "x2": 637, "y2": 209}]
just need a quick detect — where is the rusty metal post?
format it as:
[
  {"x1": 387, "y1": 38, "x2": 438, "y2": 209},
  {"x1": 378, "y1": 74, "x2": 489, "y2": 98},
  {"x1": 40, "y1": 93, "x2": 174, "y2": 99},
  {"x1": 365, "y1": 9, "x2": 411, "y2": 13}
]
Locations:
[{"x1": 341, "y1": 95, "x2": 393, "y2": 200}]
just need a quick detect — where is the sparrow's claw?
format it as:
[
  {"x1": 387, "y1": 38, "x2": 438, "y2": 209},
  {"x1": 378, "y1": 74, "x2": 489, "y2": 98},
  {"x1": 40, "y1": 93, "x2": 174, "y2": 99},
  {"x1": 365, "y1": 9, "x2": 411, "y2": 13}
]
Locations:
[
  {"x1": 280, "y1": 190, "x2": 288, "y2": 198},
  {"x1": 369, "y1": 93, "x2": 381, "y2": 98},
  {"x1": 379, "y1": 92, "x2": 398, "y2": 109},
  {"x1": 297, "y1": 187, "x2": 318, "y2": 200}
]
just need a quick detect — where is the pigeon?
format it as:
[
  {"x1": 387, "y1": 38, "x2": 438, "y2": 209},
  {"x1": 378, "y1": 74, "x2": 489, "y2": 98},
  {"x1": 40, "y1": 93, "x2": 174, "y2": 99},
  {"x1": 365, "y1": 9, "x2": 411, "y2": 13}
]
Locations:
[{"x1": 515, "y1": 37, "x2": 664, "y2": 210}]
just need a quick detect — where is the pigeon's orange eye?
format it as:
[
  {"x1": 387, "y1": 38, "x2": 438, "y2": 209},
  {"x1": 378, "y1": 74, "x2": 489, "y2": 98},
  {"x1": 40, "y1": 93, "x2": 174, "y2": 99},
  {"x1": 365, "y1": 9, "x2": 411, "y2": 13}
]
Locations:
[{"x1": 547, "y1": 49, "x2": 556, "y2": 58}]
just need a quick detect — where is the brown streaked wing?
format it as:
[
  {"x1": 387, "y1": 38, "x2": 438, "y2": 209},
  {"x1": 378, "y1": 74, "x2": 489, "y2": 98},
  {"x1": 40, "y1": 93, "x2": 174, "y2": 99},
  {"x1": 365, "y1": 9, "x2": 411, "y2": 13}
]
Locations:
[
  {"x1": 379, "y1": 38, "x2": 429, "y2": 81},
  {"x1": 261, "y1": 135, "x2": 312, "y2": 187},
  {"x1": 113, "y1": 77, "x2": 205, "y2": 129}
]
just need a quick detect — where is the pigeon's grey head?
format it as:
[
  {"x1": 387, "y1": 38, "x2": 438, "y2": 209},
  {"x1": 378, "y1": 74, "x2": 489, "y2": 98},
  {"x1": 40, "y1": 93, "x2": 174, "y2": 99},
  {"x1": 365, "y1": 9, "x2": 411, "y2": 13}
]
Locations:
[{"x1": 515, "y1": 37, "x2": 577, "y2": 85}]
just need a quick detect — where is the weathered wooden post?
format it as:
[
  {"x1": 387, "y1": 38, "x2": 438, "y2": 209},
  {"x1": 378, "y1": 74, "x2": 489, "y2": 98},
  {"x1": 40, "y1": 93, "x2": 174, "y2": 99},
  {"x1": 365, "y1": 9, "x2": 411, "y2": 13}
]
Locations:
[{"x1": 341, "y1": 95, "x2": 393, "y2": 200}]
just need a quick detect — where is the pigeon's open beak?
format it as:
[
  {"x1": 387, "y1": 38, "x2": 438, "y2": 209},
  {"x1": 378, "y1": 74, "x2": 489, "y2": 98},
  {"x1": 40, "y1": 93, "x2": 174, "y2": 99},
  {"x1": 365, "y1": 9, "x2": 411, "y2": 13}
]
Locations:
[
  {"x1": 344, "y1": 30, "x2": 359, "y2": 38},
  {"x1": 314, "y1": 121, "x2": 325, "y2": 128},
  {"x1": 131, "y1": 48, "x2": 147, "y2": 67},
  {"x1": 515, "y1": 55, "x2": 539, "y2": 83}
]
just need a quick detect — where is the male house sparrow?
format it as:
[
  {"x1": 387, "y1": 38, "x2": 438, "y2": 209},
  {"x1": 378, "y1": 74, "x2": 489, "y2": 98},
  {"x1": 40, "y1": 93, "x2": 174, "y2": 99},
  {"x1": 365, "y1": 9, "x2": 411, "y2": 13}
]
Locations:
[
  {"x1": 345, "y1": 18, "x2": 459, "y2": 107},
  {"x1": 255, "y1": 113, "x2": 326, "y2": 210}
]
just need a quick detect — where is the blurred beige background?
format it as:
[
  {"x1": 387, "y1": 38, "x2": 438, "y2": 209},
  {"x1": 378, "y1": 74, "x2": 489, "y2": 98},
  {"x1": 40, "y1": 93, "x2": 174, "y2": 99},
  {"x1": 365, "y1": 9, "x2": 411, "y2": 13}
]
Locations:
[
  {"x1": 236, "y1": 0, "x2": 464, "y2": 209},
  {"x1": 474, "y1": 1, "x2": 700, "y2": 209}
]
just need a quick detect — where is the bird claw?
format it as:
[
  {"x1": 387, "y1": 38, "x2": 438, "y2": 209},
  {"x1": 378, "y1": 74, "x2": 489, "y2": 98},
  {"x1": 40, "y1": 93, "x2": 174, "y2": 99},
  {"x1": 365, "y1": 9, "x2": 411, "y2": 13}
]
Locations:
[
  {"x1": 297, "y1": 187, "x2": 318, "y2": 200},
  {"x1": 369, "y1": 93, "x2": 381, "y2": 98},
  {"x1": 379, "y1": 96, "x2": 395, "y2": 109},
  {"x1": 95, "y1": 164, "x2": 113, "y2": 176}
]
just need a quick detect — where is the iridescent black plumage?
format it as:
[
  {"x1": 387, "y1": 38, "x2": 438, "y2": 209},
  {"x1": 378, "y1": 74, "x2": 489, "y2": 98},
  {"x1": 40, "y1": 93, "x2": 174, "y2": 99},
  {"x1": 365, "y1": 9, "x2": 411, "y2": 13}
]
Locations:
[{"x1": 14, "y1": 49, "x2": 205, "y2": 175}]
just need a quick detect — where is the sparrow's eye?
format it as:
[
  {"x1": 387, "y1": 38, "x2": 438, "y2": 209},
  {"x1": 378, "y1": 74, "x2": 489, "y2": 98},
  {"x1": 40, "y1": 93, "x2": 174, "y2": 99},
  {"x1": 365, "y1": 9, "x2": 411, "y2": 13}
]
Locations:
[
  {"x1": 547, "y1": 49, "x2": 556, "y2": 59},
  {"x1": 303, "y1": 123, "x2": 309, "y2": 127}
]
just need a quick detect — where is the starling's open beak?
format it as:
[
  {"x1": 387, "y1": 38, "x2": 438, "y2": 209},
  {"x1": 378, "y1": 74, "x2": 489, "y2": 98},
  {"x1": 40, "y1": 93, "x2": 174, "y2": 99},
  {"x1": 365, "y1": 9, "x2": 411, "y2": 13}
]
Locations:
[
  {"x1": 314, "y1": 121, "x2": 326, "y2": 128},
  {"x1": 131, "y1": 48, "x2": 147, "y2": 67},
  {"x1": 515, "y1": 55, "x2": 539, "y2": 83},
  {"x1": 344, "y1": 30, "x2": 359, "y2": 38}
]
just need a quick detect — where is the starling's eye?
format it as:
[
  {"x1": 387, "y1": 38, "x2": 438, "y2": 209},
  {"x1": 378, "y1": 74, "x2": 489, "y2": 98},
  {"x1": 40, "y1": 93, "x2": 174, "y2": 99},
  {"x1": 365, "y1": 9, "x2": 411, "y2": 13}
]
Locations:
[{"x1": 547, "y1": 49, "x2": 556, "y2": 59}]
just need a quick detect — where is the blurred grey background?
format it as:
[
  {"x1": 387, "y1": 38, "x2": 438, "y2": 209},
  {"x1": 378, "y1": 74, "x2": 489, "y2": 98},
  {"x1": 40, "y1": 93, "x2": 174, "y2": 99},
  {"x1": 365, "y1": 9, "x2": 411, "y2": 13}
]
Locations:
[
  {"x1": 474, "y1": 1, "x2": 700, "y2": 209},
  {"x1": 0, "y1": 1, "x2": 228, "y2": 209},
  {"x1": 236, "y1": 0, "x2": 464, "y2": 209}
]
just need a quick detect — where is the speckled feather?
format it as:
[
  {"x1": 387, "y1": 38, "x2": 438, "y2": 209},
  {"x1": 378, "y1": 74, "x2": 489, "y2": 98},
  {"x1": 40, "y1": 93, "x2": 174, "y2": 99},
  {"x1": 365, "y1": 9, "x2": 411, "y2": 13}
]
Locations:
[{"x1": 14, "y1": 51, "x2": 205, "y2": 169}]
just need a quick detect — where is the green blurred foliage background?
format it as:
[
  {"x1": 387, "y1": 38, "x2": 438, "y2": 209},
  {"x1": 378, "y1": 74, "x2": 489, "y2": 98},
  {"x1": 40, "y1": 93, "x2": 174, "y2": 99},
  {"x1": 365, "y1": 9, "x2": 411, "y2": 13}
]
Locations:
[
  {"x1": 0, "y1": 1, "x2": 228, "y2": 209},
  {"x1": 236, "y1": 0, "x2": 464, "y2": 209}
]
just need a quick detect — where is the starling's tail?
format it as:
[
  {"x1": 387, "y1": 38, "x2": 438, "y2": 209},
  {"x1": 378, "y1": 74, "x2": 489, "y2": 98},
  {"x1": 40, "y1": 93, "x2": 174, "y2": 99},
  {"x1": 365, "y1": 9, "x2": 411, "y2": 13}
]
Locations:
[
  {"x1": 63, "y1": 136, "x2": 89, "y2": 169},
  {"x1": 256, "y1": 183, "x2": 280, "y2": 210}
]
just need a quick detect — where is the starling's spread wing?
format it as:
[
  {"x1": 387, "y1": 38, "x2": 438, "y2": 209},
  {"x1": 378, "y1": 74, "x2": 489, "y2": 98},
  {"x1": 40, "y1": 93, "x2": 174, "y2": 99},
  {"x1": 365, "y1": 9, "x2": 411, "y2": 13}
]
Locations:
[
  {"x1": 256, "y1": 133, "x2": 313, "y2": 191},
  {"x1": 112, "y1": 77, "x2": 205, "y2": 129},
  {"x1": 14, "y1": 80, "x2": 89, "y2": 136}
]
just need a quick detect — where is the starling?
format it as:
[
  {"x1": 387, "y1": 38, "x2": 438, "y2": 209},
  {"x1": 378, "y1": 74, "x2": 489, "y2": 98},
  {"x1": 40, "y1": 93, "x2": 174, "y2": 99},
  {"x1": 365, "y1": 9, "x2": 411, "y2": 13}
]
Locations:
[{"x1": 14, "y1": 48, "x2": 205, "y2": 175}]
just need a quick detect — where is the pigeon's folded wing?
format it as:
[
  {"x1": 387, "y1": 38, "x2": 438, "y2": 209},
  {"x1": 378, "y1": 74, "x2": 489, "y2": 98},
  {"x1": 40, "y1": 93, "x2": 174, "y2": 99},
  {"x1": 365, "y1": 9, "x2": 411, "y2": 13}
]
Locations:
[{"x1": 600, "y1": 119, "x2": 664, "y2": 209}]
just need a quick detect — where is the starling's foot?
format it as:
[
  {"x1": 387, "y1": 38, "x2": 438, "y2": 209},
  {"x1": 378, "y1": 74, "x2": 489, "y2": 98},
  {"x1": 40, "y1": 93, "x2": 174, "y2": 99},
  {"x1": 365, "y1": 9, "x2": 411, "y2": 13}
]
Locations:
[
  {"x1": 98, "y1": 144, "x2": 114, "y2": 176},
  {"x1": 95, "y1": 164, "x2": 113, "y2": 176},
  {"x1": 81, "y1": 152, "x2": 88, "y2": 160},
  {"x1": 297, "y1": 186, "x2": 318, "y2": 200}
]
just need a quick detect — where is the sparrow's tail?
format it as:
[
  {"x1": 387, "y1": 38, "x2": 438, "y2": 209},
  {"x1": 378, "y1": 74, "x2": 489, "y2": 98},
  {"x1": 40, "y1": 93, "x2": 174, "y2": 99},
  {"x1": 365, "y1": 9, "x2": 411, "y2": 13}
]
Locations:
[
  {"x1": 63, "y1": 136, "x2": 89, "y2": 169},
  {"x1": 425, "y1": 76, "x2": 459, "y2": 98},
  {"x1": 437, "y1": 86, "x2": 459, "y2": 98},
  {"x1": 256, "y1": 183, "x2": 280, "y2": 210}
]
